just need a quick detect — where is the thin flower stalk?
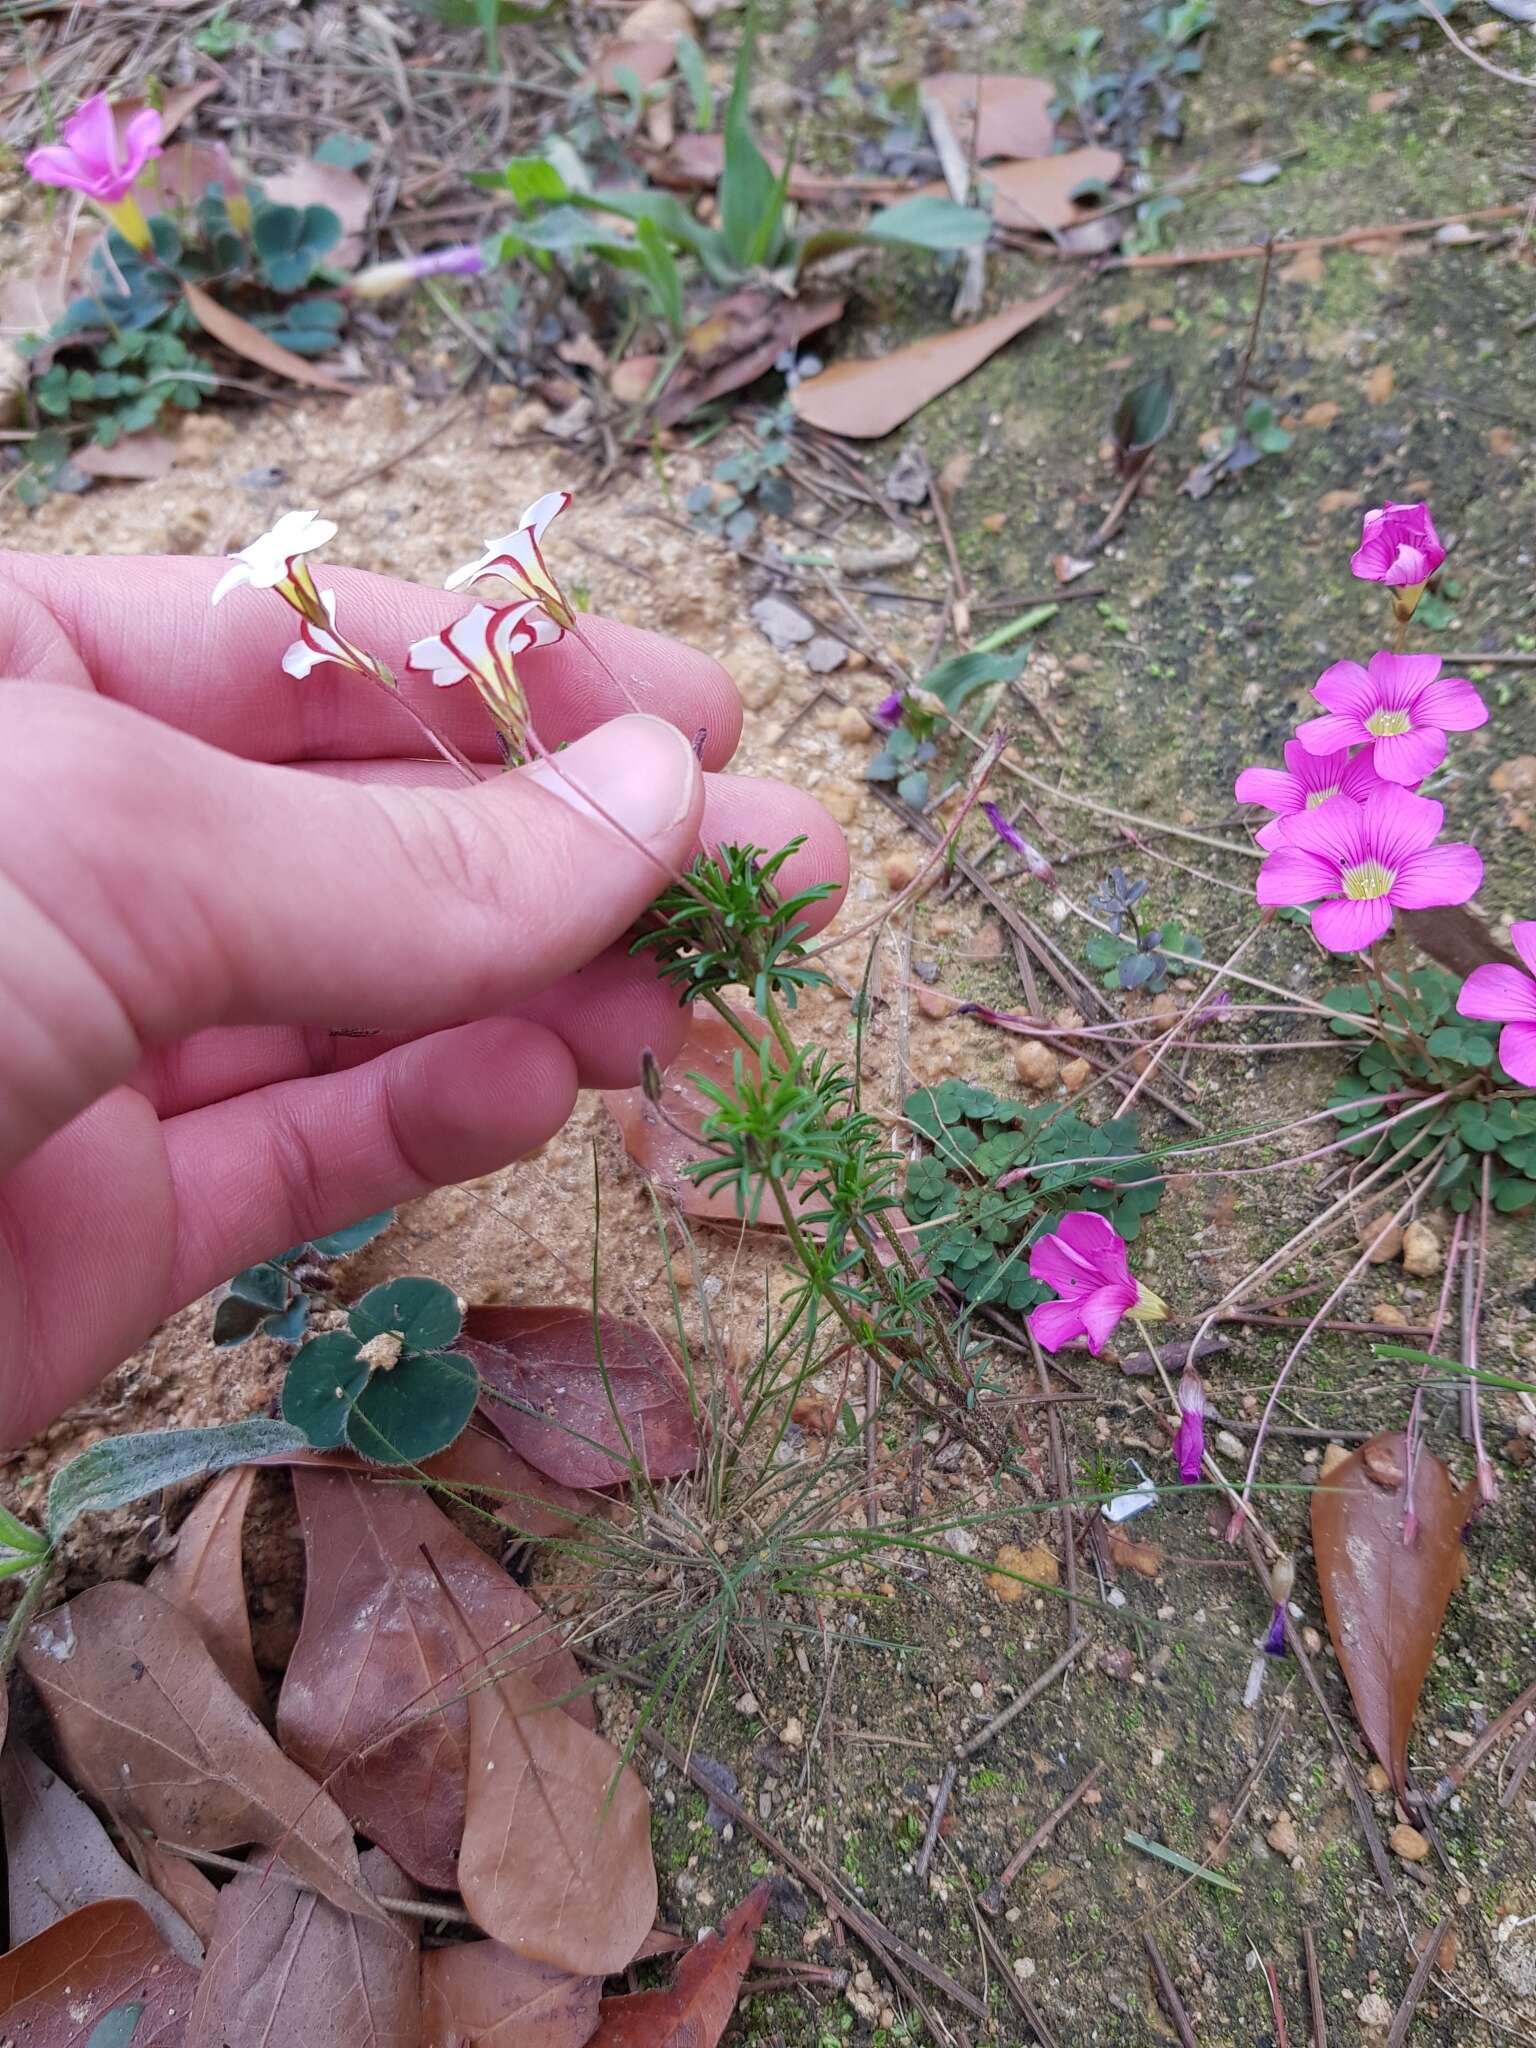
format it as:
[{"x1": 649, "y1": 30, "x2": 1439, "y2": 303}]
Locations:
[
  {"x1": 1463, "y1": 1155, "x2": 1498, "y2": 1509},
  {"x1": 1114, "y1": 918, "x2": 1265, "y2": 1117}
]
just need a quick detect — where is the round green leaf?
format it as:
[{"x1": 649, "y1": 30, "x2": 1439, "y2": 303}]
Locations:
[
  {"x1": 281, "y1": 1330, "x2": 368, "y2": 1448},
  {"x1": 345, "y1": 1350, "x2": 479, "y2": 1466},
  {"x1": 349, "y1": 1276, "x2": 462, "y2": 1353}
]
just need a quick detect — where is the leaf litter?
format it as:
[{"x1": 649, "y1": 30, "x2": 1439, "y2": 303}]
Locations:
[
  {"x1": 586, "y1": 1881, "x2": 771, "y2": 2046},
  {"x1": 420, "y1": 1941, "x2": 601, "y2": 2048},
  {"x1": 145, "y1": 1463, "x2": 266, "y2": 1720},
  {"x1": 0, "y1": 1899, "x2": 199, "y2": 2047}
]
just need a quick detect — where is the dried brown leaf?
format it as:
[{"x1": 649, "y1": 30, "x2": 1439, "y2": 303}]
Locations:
[
  {"x1": 70, "y1": 435, "x2": 177, "y2": 481},
  {"x1": 930, "y1": 146, "x2": 1123, "y2": 234},
  {"x1": 120, "y1": 1835, "x2": 222, "y2": 1945},
  {"x1": 453, "y1": 1602, "x2": 657, "y2": 1975},
  {"x1": 0, "y1": 1898, "x2": 199, "y2": 2045},
  {"x1": 921, "y1": 71, "x2": 1055, "y2": 161},
  {"x1": 423, "y1": 1417, "x2": 601, "y2": 1542},
  {"x1": 587, "y1": 1882, "x2": 770, "y2": 2045},
  {"x1": 589, "y1": 37, "x2": 679, "y2": 91},
  {"x1": 188, "y1": 1846, "x2": 418, "y2": 2047},
  {"x1": 278, "y1": 1466, "x2": 592, "y2": 1891},
  {"x1": 1, "y1": 1739, "x2": 204, "y2": 1963},
  {"x1": 261, "y1": 159, "x2": 370, "y2": 265},
  {"x1": 420, "y1": 1942, "x2": 600, "y2": 2048},
  {"x1": 791, "y1": 285, "x2": 1074, "y2": 439},
  {"x1": 636, "y1": 290, "x2": 844, "y2": 428},
  {"x1": 459, "y1": 1306, "x2": 699, "y2": 1489},
  {"x1": 20, "y1": 1582, "x2": 383, "y2": 1923},
  {"x1": 1311, "y1": 1430, "x2": 1476, "y2": 1798},
  {"x1": 1397, "y1": 906, "x2": 1523, "y2": 977},
  {"x1": 182, "y1": 280, "x2": 350, "y2": 392},
  {"x1": 147, "y1": 1464, "x2": 265, "y2": 1719}
]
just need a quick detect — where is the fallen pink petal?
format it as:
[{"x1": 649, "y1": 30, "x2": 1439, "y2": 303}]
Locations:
[{"x1": 1174, "y1": 1368, "x2": 1206, "y2": 1484}]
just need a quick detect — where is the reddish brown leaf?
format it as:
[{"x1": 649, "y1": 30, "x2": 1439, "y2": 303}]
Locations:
[
  {"x1": 459, "y1": 1306, "x2": 699, "y2": 1489},
  {"x1": 182, "y1": 281, "x2": 350, "y2": 392},
  {"x1": 19, "y1": 1582, "x2": 382, "y2": 1923},
  {"x1": 423, "y1": 1416, "x2": 601, "y2": 1543},
  {"x1": 421, "y1": 1942, "x2": 600, "y2": 2047},
  {"x1": 147, "y1": 1464, "x2": 265, "y2": 1719},
  {"x1": 1311, "y1": 1431, "x2": 1476, "y2": 1798},
  {"x1": 922, "y1": 71, "x2": 1055, "y2": 161},
  {"x1": 603, "y1": 1002, "x2": 821, "y2": 1230},
  {"x1": 453, "y1": 1604, "x2": 657, "y2": 1975},
  {"x1": 587, "y1": 1882, "x2": 770, "y2": 2046},
  {"x1": 791, "y1": 285, "x2": 1074, "y2": 439},
  {"x1": 277, "y1": 1467, "x2": 591, "y2": 1891},
  {"x1": 70, "y1": 435, "x2": 177, "y2": 481},
  {"x1": 614, "y1": 290, "x2": 845, "y2": 429},
  {"x1": 918, "y1": 146, "x2": 1123, "y2": 235},
  {"x1": 0, "y1": 1899, "x2": 198, "y2": 2045},
  {"x1": 188, "y1": 1846, "x2": 418, "y2": 2047},
  {"x1": 1, "y1": 1739, "x2": 204, "y2": 1963},
  {"x1": 119, "y1": 1835, "x2": 222, "y2": 1946}
]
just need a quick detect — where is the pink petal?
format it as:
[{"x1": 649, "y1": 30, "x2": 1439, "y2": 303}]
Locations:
[
  {"x1": 1028, "y1": 1234, "x2": 1097, "y2": 1296},
  {"x1": 1254, "y1": 817, "x2": 1289, "y2": 852},
  {"x1": 1369, "y1": 726, "x2": 1445, "y2": 787},
  {"x1": 1294, "y1": 712, "x2": 1365, "y2": 757},
  {"x1": 1367, "y1": 649, "x2": 1441, "y2": 701},
  {"x1": 23, "y1": 144, "x2": 88, "y2": 190},
  {"x1": 1280, "y1": 796, "x2": 1369, "y2": 866},
  {"x1": 120, "y1": 107, "x2": 163, "y2": 176},
  {"x1": 1338, "y1": 748, "x2": 1388, "y2": 802},
  {"x1": 1412, "y1": 676, "x2": 1487, "y2": 733},
  {"x1": 1457, "y1": 963, "x2": 1536, "y2": 1024},
  {"x1": 1391, "y1": 841, "x2": 1483, "y2": 910},
  {"x1": 1256, "y1": 847, "x2": 1340, "y2": 908},
  {"x1": 1350, "y1": 533, "x2": 1399, "y2": 582},
  {"x1": 1359, "y1": 783, "x2": 1443, "y2": 862},
  {"x1": 1312, "y1": 895, "x2": 1394, "y2": 952},
  {"x1": 1497, "y1": 1021, "x2": 1536, "y2": 1087},
  {"x1": 1028, "y1": 1298, "x2": 1085, "y2": 1355},
  {"x1": 1234, "y1": 766, "x2": 1300, "y2": 812},
  {"x1": 65, "y1": 93, "x2": 118, "y2": 176},
  {"x1": 1077, "y1": 1282, "x2": 1138, "y2": 1354},
  {"x1": 1512, "y1": 921, "x2": 1536, "y2": 980},
  {"x1": 1053, "y1": 1210, "x2": 1123, "y2": 1263},
  {"x1": 1311, "y1": 660, "x2": 1377, "y2": 719}
]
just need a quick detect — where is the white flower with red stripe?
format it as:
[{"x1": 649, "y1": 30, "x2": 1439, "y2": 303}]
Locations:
[
  {"x1": 280, "y1": 590, "x2": 376, "y2": 681},
  {"x1": 444, "y1": 491, "x2": 574, "y2": 627},
  {"x1": 407, "y1": 600, "x2": 561, "y2": 762},
  {"x1": 210, "y1": 510, "x2": 337, "y2": 614}
]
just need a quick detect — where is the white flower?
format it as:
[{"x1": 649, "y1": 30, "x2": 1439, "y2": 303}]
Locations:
[
  {"x1": 443, "y1": 490, "x2": 572, "y2": 615},
  {"x1": 281, "y1": 590, "x2": 353, "y2": 679},
  {"x1": 407, "y1": 600, "x2": 561, "y2": 690},
  {"x1": 210, "y1": 510, "x2": 337, "y2": 606}
]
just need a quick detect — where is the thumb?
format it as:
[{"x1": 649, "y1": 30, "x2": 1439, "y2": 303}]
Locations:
[{"x1": 0, "y1": 687, "x2": 703, "y2": 1169}]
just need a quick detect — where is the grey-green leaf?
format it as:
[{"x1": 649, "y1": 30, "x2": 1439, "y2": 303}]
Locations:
[{"x1": 47, "y1": 1418, "x2": 308, "y2": 1543}]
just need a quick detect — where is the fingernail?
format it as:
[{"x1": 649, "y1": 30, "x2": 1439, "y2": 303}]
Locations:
[{"x1": 523, "y1": 714, "x2": 700, "y2": 844}]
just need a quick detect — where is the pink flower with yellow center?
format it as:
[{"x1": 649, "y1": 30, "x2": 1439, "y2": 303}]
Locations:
[
  {"x1": 407, "y1": 600, "x2": 562, "y2": 763},
  {"x1": 26, "y1": 93, "x2": 161, "y2": 204},
  {"x1": 444, "y1": 491, "x2": 574, "y2": 628},
  {"x1": 1026, "y1": 1211, "x2": 1167, "y2": 1357},
  {"x1": 1255, "y1": 785, "x2": 1482, "y2": 954},
  {"x1": 1456, "y1": 920, "x2": 1536, "y2": 1087},
  {"x1": 1295, "y1": 651, "x2": 1486, "y2": 788},
  {"x1": 1350, "y1": 501, "x2": 1445, "y2": 588},
  {"x1": 1234, "y1": 739, "x2": 1389, "y2": 851}
]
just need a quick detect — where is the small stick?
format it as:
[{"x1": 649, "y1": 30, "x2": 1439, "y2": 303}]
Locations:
[
  {"x1": 1029, "y1": 1323, "x2": 1080, "y2": 1638},
  {"x1": 976, "y1": 1912, "x2": 1063, "y2": 2047},
  {"x1": 1262, "y1": 1956, "x2": 1291, "y2": 2048},
  {"x1": 1222, "y1": 1312, "x2": 1435, "y2": 1339},
  {"x1": 1429, "y1": 649, "x2": 1536, "y2": 668},
  {"x1": 1433, "y1": 1671, "x2": 1536, "y2": 1801},
  {"x1": 1114, "y1": 202, "x2": 1526, "y2": 271},
  {"x1": 1384, "y1": 1919, "x2": 1452, "y2": 2048},
  {"x1": 155, "y1": 1841, "x2": 475, "y2": 1923},
  {"x1": 989, "y1": 1762, "x2": 1104, "y2": 1902},
  {"x1": 1233, "y1": 236, "x2": 1276, "y2": 419},
  {"x1": 914, "y1": 1761, "x2": 958, "y2": 1880},
  {"x1": 958, "y1": 1635, "x2": 1088, "y2": 1762},
  {"x1": 1142, "y1": 1933, "x2": 1200, "y2": 2048},
  {"x1": 927, "y1": 460, "x2": 973, "y2": 643},
  {"x1": 1089, "y1": 455, "x2": 1153, "y2": 551},
  {"x1": 1499, "y1": 1710, "x2": 1536, "y2": 1810},
  {"x1": 1302, "y1": 1928, "x2": 1328, "y2": 2048}
]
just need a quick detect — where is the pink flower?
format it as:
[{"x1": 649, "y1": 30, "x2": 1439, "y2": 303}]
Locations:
[
  {"x1": 1255, "y1": 785, "x2": 1482, "y2": 954},
  {"x1": 1234, "y1": 739, "x2": 1389, "y2": 851},
  {"x1": 348, "y1": 242, "x2": 486, "y2": 299},
  {"x1": 982, "y1": 802, "x2": 1054, "y2": 884},
  {"x1": 1350, "y1": 501, "x2": 1445, "y2": 588},
  {"x1": 25, "y1": 94, "x2": 162, "y2": 205},
  {"x1": 1027, "y1": 1211, "x2": 1166, "y2": 1357},
  {"x1": 1456, "y1": 920, "x2": 1536, "y2": 1087},
  {"x1": 1295, "y1": 651, "x2": 1486, "y2": 787},
  {"x1": 1174, "y1": 1369, "x2": 1206, "y2": 1484}
]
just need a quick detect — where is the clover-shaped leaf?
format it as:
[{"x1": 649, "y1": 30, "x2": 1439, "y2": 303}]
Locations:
[
  {"x1": 349, "y1": 1277, "x2": 463, "y2": 1353},
  {"x1": 345, "y1": 1351, "x2": 480, "y2": 1466},
  {"x1": 282, "y1": 1330, "x2": 371, "y2": 1449},
  {"x1": 281, "y1": 1276, "x2": 475, "y2": 1463}
]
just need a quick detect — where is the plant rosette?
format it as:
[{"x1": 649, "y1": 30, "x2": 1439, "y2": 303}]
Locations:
[{"x1": 280, "y1": 1277, "x2": 478, "y2": 1464}]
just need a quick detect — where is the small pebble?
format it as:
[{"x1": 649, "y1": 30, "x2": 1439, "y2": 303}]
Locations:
[{"x1": 1389, "y1": 1823, "x2": 1430, "y2": 1862}]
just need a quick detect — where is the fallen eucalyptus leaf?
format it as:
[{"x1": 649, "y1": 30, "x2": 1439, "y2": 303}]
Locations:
[
  {"x1": 917, "y1": 146, "x2": 1123, "y2": 235},
  {"x1": 920, "y1": 71, "x2": 1055, "y2": 162},
  {"x1": 146, "y1": 1464, "x2": 265, "y2": 1719},
  {"x1": 421, "y1": 1941, "x2": 601, "y2": 2047},
  {"x1": 182, "y1": 281, "x2": 350, "y2": 391}
]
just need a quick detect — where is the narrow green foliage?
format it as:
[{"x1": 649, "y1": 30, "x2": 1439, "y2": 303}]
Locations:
[{"x1": 632, "y1": 839, "x2": 835, "y2": 1014}]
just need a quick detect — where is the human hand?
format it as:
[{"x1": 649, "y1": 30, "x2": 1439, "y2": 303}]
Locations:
[{"x1": 0, "y1": 551, "x2": 847, "y2": 1446}]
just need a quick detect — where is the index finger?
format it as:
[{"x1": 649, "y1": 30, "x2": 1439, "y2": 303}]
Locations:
[{"x1": 0, "y1": 549, "x2": 744, "y2": 770}]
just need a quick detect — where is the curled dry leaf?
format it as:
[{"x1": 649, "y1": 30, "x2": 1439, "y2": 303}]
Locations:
[
  {"x1": 1, "y1": 1739, "x2": 204, "y2": 1964},
  {"x1": 147, "y1": 1463, "x2": 266, "y2": 1719},
  {"x1": 587, "y1": 1881, "x2": 770, "y2": 2046},
  {"x1": 791, "y1": 284, "x2": 1074, "y2": 439},
  {"x1": 0, "y1": 1898, "x2": 199, "y2": 2046},
  {"x1": 923, "y1": 145, "x2": 1123, "y2": 236},
  {"x1": 188, "y1": 1846, "x2": 418, "y2": 2048},
  {"x1": 460, "y1": 1305, "x2": 700, "y2": 1489},
  {"x1": 620, "y1": 290, "x2": 846, "y2": 430},
  {"x1": 421, "y1": 1941, "x2": 601, "y2": 2048},
  {"x1": 182, "y1": 280, "x2": 350, "y2": 393},
  {"x1": 452, "y1": 1602, "x2": 658, "y2": 1975},
  {"x1": 277, "y1": 1466, "x2": 592, "y2": 1892},
  {"x1": 921, "y1": 71, "x2": 1055, "y2": 162},
  {"x1": 20, "y1": 1582, "x2": 383, "y2": 1924},
  {"x1": 603, "y1": 1002, "x2": 821, "y2": 1230},
  {"x1": 1311, "y1": 1429, "x2": 1477, "y2": 1798}
]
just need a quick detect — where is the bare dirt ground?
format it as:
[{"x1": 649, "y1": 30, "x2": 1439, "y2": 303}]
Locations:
[{"x1": 2, "y1": 0, "x2": 1535, "y2": 2042}]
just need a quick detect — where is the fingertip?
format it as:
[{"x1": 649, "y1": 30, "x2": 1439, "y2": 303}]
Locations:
[{"x1": 523, "y1": 615, "x2": 743, "y2": 769}]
